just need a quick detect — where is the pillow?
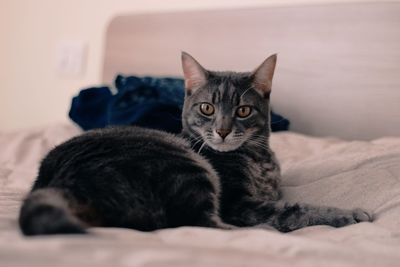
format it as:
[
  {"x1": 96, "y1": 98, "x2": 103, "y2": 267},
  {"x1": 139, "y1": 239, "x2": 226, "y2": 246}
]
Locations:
[{"x1": 69, "y1": 75, "x2": 290, "y2": 133}]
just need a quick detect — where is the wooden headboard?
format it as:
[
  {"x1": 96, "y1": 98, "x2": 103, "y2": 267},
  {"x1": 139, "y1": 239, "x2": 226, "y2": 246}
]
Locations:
[{"x1": 102, "y1": 2, "x2": 400, "y2": 140}]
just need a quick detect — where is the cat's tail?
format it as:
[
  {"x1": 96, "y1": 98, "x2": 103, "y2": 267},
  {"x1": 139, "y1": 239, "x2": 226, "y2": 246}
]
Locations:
[{"x1": 19, "y1": 188, "x2": 86, "y2": 236}]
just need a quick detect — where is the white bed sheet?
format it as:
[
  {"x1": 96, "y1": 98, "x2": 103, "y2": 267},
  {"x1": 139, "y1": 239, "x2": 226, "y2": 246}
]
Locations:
[{"x1": 1, "y1": 123, "x2": 399, "y2": 267}]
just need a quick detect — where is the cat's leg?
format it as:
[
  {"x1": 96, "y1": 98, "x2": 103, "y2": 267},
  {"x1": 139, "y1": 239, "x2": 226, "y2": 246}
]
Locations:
[
  {"x1": 226, "y1": 199, "x2": 373, "y2": 232},
  {"x1": 19, "y1": 188, "x2": 87, "y2": 235},
  {"x1": 210, "y1": 215, "x2": 238, "y2": 230},
  {"x1": 162, "y1": 172, "x2": 237, "y2": 230}
]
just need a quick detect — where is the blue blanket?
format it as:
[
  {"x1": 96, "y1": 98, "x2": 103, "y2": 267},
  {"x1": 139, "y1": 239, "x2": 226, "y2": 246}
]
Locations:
[{"x1": 69, "y1": 75, "x2": 289, "y2": 133}]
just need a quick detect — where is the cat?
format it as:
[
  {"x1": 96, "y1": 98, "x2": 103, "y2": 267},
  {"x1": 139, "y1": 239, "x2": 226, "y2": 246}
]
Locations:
[{"x1": 19, "y1": 52, "x2": 372, "y2": 235}]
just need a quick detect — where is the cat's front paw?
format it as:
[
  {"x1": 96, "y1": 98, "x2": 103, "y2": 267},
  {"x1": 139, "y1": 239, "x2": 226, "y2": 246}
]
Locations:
[
  {"x1": 352, "y1": 208, "x2": 373, "y2": 223},
  {"x1": 332, "y1": 208, "x2": 373, "y2": 228}
]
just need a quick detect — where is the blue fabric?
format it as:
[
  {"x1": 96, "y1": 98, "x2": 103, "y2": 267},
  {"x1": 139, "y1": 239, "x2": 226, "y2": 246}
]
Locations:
[
  {"x1": 69, "y1": 75, "x2": 290, "y2": 133},
  {"x1": 68, "y1": 86, "x2": 113, "y2": 131}
]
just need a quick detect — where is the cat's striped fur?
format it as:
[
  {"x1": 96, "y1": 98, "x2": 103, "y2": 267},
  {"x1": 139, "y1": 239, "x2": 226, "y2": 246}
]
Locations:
[{"x1": 19, "y1": 53, "x2": 372, "y2": 235}]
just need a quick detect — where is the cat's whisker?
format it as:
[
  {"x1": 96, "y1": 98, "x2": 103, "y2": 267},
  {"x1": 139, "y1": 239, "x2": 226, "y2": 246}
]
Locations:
[
  {"x1": 248, "y1": 140, "x2": 268, "y2": 147},
  {"x1": 189, "y1": 134, "x2": 203, "y2": 141},
  {"x1": 191, "y1": 138, "x2": 204, "y2": 149},
  {"x1": 247, "y1": 142, "x2": 268, "y2": 151},
  {"x1": 190, "y1": 140, "x2": 202, "y2": 148},
  {"x1": 189, "y1": 136, "x2": 203, "y2": 143},
  {"x1": 198, "y1": 142, "x2": 206, "y2": 155},
  {"x1": 248, "y1": 137, "x2": 268, "y2": 146},
  {"x1": 249, "y1": 135, "x2": 269, "y2": 143},
  {"x1": 247, "y1": 138, "x2": 264, "y2": 145},
  {"x1": 246, "y1": 138, "x2": 269, "y2": 150}
]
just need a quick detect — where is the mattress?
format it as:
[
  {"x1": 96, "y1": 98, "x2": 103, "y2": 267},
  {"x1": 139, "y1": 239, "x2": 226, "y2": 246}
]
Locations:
[{"x1": 1, "y1": 123, "x2": 399, "y2": 267}]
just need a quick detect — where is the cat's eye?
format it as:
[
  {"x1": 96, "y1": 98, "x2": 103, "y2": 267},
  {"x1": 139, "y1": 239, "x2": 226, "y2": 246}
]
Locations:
[
  {"x1": 236, "y1": 106, "x2": 252, "y2": 118},
  {"x1": 199, "y1": 103, "x2": 215, "y2": 116}
]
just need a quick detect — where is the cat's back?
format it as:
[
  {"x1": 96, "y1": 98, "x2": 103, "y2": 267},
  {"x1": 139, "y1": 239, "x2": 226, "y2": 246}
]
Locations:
[
  {"x1": 33, "y1": 126, "x2": 213, "y2": 189},
  {"x1": 51, "y1": 126, "x2": 190, "y2": 158}
]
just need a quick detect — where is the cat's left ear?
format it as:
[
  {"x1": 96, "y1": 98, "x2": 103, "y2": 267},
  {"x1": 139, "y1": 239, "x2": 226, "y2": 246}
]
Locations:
[
  {"x1": 252, "y1": 54, "x2": 277, "y2": 98},
  {"x1": 181, "y1": 52, "x2": 208, "y2": 95}
]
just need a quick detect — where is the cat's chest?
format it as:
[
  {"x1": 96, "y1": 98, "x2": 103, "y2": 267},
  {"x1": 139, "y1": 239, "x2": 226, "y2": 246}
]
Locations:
[
  {"x1": 243, "y1": 156, "x2": 281, "y2": 200},
  {"x1": 204, "y1": 149, "x2": 281, "y2": 200}
]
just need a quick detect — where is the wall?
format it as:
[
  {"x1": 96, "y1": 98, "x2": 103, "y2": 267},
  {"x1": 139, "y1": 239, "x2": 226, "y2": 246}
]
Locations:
[{"x1": 0, "y1": 0, "x2": 385, "y2": 131}]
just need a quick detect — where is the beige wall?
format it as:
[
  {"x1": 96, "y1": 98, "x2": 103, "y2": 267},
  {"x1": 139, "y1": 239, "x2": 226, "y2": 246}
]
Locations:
[{"x1": 0, "y1": 0, "x2": 385, "y2": 131}]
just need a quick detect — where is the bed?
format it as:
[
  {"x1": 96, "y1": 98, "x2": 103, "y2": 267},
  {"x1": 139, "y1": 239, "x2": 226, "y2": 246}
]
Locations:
[{"x1": 1, "y1": 2, "x2": 400, "y2": 267}]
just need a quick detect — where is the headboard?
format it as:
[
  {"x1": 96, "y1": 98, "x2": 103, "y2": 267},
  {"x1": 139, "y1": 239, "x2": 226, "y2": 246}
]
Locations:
[{"x1": 102, "y1": 2, "x2": 400, "y2": 140}]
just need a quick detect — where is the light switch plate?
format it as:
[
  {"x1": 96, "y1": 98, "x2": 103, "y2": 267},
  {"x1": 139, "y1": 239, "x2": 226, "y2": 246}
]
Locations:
[{"x1": 56, "y1": 40, "x2": 87, "y2": 77}]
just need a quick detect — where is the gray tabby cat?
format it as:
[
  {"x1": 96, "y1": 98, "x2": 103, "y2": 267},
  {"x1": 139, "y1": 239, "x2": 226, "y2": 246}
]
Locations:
[
  {"x1": 180, "y1": 52, "x2": 372, "y2": 231},
  {"x1": 19, "y1": 52, "x2": 372, "y2": 236}
]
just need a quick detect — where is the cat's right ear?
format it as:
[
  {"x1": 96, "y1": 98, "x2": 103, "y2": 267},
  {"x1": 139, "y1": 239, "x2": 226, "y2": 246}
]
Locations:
[{"x1": 181, "y1": 52, "x2": 207, "y2": 95}]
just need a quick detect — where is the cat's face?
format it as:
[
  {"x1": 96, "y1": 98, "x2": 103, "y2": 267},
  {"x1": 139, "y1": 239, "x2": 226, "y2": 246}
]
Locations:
[{"x1": 181, "y1": 52, "x2": 277, "y2": 152}]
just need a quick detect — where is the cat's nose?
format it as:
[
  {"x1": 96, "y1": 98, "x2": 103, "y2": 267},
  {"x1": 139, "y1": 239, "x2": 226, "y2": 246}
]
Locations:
[{"x1": 216, "y1": 129, "x2": 231, "y2": 139}]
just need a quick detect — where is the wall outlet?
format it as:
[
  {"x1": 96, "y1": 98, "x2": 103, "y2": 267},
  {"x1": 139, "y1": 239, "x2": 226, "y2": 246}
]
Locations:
[{"x1": 56, "y1": 41, "x2": 87, "y2": 77}]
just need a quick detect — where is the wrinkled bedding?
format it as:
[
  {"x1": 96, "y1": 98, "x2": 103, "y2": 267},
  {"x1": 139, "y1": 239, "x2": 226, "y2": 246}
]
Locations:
[{"x1": 0, "y1": 123, "x2": 399, "y2": 267}]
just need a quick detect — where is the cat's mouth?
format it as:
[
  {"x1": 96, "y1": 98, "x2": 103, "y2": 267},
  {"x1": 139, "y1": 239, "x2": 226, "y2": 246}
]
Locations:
[
  {"x1": 205, "y1": 135, "x2": 245, "y2": 152},
  {"x1": 207, "y1": 141, "x2": 242, "y2": 152}
]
